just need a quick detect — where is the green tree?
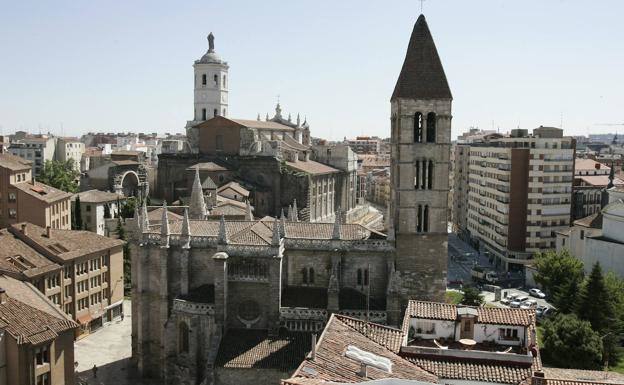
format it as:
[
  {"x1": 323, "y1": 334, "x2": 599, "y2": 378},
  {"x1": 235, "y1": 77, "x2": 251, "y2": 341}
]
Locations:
[
  {"x1": 542, "y1": 313, "x2": 603, "y2": 370},
  {"x1": 577, "y1": 262, "x2": 614, "y2": 333},
  {"x1": 534, "y1": 250, "x2": 584, "y2": 311},
  {"x1": 38, "y1": 160, "x2": 80, "y2": 193},
  {"x1": 73, "y1": 195, "x2": 83, "y2": 230},
  {"x1": 120, "y1": 197, "x2": 137, "y2": 219},
  {"x1": 116, "y1": 217, "x2": 131, "y2": 289},
  {"x1": 555, "y1": 276, "x2": 580, "y2": 314},
  {"x1": 461, "y1": 286, "x2": 484, "y2": 306},
  {"x1": 116, "y1": 217, "x2": 126, "y2": 240}
]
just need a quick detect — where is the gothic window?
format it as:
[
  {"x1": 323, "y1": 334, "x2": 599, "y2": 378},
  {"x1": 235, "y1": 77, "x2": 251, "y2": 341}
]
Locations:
[
  {"x1": 213, "y1": 108, "x2": 218, "y2": 117},
  {"x1": 417, "y1": 205, "x2": 422, "y2": 232},
  {"x1": 357, "y1": 269, "x2": 362, "y2": 285},
  {"x1": 426, "y1": 112, "x2": 436, "y2": 143},
  {"x1": 179, "y1": 322, "x2": 189, "y2": 353},
  {"x1": 415, "y1": 162, "x2": 420, "y2": 189},
  {"x1": 202, "y1": 108, "x2": 207, "y2": 121},
  {"x1": 202, "y1": 74, "x2": 207, "y2": 86},
  {"x1": 414, "y1": 112, "x2": 423, "y2": 143},
  {"x1": 421, "y1": 161, "x2": 426, "y2": 189},
  {"x1": 213, "y1": 74, "x2": 219, "y2": 86},
  {"x1": 428, "y1": 161, "x2": 434, "y2": 189},
  {"x1": 423, "y1": 205, "x2": 430, "y2": 232},
  {"x1": 302, "y1": 268, "x2": 308, "y2": 284}
]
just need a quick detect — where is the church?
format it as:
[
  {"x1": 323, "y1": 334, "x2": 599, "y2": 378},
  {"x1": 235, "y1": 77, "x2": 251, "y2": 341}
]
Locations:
[{"x1": 130, "y1": 14, "x2": 451, "y2": 385}]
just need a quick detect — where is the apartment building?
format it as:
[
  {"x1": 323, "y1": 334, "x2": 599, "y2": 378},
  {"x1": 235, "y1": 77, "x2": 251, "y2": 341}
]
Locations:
[
  {"x1": 344, "y1": 136, "x2": 382, "y2": 154},
  {"x1": 55, "y1": 137, "x2": 85, "y2": 171},
  {"x1": 8, "y1": 135, "x2": 56, "y2": 176},
  {"x1": 451, "y1": 143, "x2": 470, "y2": 236},
  {"x1": 571, "y1": 158, "x2": 624, "y2": 220},
  {"x1": 6, "y1": 223, "x2": 125, "y2": 336},
  {"x1": 0, "y1": 135, "x2": 9, "y2": 153},
  {"x1": 72, "y1": 190, "x2": 124, "y2": 235},
  {"x1": 0, "y1": 154, "x2": 72, "y2": 230},
  {"x1": 465, "y1": 127, "x2": 575, "y2": 272},
  {"x1": 0, "y1": 275, "x2": 77, "y2": 385}
]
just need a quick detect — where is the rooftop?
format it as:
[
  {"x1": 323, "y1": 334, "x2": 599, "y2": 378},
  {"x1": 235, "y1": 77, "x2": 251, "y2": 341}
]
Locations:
[
  {"x1": 73, "y1": 189, "x2": 124, "y2": 204},
  {"x1": 0, "y1": 229, "x2": 60, "y2": 280},
  {"x1": 285, "y1": 160, "x2": 340, "y2": 176},
  {"x1": 577, "y1": 175, "x2": 624, "y2": 187},
  {"x1": 217, "y1": 181, "x2": 250, "y2": 197},
  {"x1": 0, "y1": 153, "x2": 32, "y2": 171},
  {"x1": 13, "y1": 181, "x2": 73, "y2": 203},
  {"x1": 0, "y1": 275, "x2": 77, "y2": 345},
  {"x1": 575, "y1": 158, "x2": 610, "y2": 172},
  {"x1": 186, "y1": 162, "x2": 228, "y2": 172},
  {"x1": 9, "y1": 223, "x2": 125, "y2": 262}
]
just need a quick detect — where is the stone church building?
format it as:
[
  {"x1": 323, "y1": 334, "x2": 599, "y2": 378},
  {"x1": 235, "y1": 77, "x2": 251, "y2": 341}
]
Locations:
[{"x1": 130, "y1": 14, "x2": 450, "y2": 385}]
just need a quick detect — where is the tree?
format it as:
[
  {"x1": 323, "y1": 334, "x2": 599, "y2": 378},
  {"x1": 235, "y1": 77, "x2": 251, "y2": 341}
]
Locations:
[
  {"x1": 542, "y1": 313, "x2": 603, "y2": 370},
  {"x1": 116, "y1": 217, "x2": 126, "y2": 241},
  {"x1": 120, "y1": 197, "x2": 137, "y2": 219},
  {"x1": 38, "y1": 160, "x2": 80, "y2": 193},
  {"x1": 73, "y1": 195, "x2": 83, "y2": 230},
  {"x1": 116, "y1": 217, "x2": 131, "y2": 290},
  {"x1": 534, "y1": 250, "x2": 584, "y2": 311},
  {"x1": 577, "y1": 262, "x2": 614, "y2": 333},
  {"x1": 554, "y1": 276, "x2": 580, "y2": 314},
  {"x1": 461, "y1": 286, "x2": 484, "y2": 306}
]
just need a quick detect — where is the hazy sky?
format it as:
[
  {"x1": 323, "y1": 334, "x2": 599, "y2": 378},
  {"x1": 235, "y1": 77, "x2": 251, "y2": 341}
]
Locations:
[{"x1": 1, "y1": 0, "x2": 623, "y2": 140}]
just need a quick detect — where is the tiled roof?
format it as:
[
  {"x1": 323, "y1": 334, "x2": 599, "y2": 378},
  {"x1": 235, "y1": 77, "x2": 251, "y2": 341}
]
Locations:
[
  {"x1": 0, "y1": 229, "x2": 60, "y2": 279},
  {"x1": 404, "y1": 301, "x2": 535, "y2": 330},
  {"x1": 578, "y1": 175, "x2": 624, "y2": 187},
  {"x1": 391, "y1": 14, "x2": 452, "y2": 101},
  {"x1": 334, "y1": 314, "x2": 404, "y2": 353},
  {"x1": 73, "y1": 189, "x2": 124, "y2": 204},
  {"x1": 202, "y1": 176, "x2": 217, "y2": 189},
  {"x1": 217, "y1": 181, "x2": 250, "y2": 197},
  {"x1": 0, "y1": 153, "x2": 32, "y2": 171},
  {"x1": 13, "y1": 181, "x2": 72, "y2": 203},
  {"x1": 575, "y1": 158, "x2": 610, "y2": 172},
  {"x1": 0, "y1": 275, "x2": 77, "y2": 345},
  {"x1": 405, "y1": 356, "x2": 533, "y2": 384},
  {"x1": 288, "y1": 315, "x2": 437, "y2": 384},
  {"x1": 285, "y1": 160, "x2": 339, "y2": 176},
  {"x1": 283, "y1": 134, "x2": 309, "y2": 151},
  {"x1": 542, "y1": 367, "x2": 624, "y2": 384},
  {"x1": 147, "y1": 207, "x2": 183, "y2": 222},
  {"x1": 210, "y1": 204, "x2": 247, "y2": 217},
  {"x1": 283, "y1": 222, "x2": 371, "y2": 240},
  {"x1": 9, "y1": 223, "x2": 124, "y2": 262},
  {"x1": 231, "y1": 118, "x2": 295, "y2": 132},
  {"x1": 186, "y1": 162, "x2": 228, "y2": 172},
  {"x1": 215, "y1": 329, "x2": 311, "y2": 371},
  {"x1": 573, "y1": 213, "x2": 603, "y2": 229}
]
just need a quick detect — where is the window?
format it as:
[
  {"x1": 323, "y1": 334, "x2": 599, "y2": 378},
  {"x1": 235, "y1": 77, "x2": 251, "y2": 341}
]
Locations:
[
  {"x1": 202, "y1": 74, "x2": 207, "y2": 86},
  {"x1": 213, "y1": 108, "x2": 218, "y2": 117},
  {"x1": 414, "y1": 112, "x2": 423, "y2": 143},
  {"x1": 427, "y1": 161, "x2": 434, "y2": 189},
  {"x1": 9, "y1": 209, "x2": 16, "y2": 218},
  {"x1": 35, "y1": 345, "x2": 50, "y2": 365},
  {"x1": 36, "y1": 373, "x2": 50, "y2": 385},
  {"x1": 426, "y1": 112, "x2": 436, "y2": 143},
  {"x1": 499, "y1": 328, "x2": 519, "y2": 340},
  {"x1": 223, "y1": 74, "x2": 227, "y2": 88},
  {"x1": 417, "y1": 205, "x2": 422, "y2": 232},
  {"x1": 302, "y1": 268, "x2": 308, "y2": 284},
  {"x1": 357, "y1": 269, "x2": 362, "y2": 285},
  {"x1": 415, "y1": 162, "x2": 420, "y2": 189},
  {"x1": 202, "y1": 108, "x2": 207, "y2": 120},
  {"x1": 179, "y1": 322, "x2": 190, "y2": 353},
  {"x1": 213, "y1": 74, "x2": 219, "y2": 86},
  {"x1": 8, "y1": 193, "x2": 16, "y2": 202}
]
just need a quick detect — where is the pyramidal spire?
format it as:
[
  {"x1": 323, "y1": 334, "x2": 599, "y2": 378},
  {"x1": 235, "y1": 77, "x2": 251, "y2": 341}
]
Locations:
[
  {"x1": 391, "y1": 14, "x2": 452, "y2": 101},
  {"x1": 280, "y1": 214, "x2": 286, "y2": 237},
  {"x1": 160, "y1": 201, "x2": 170, "y2": 247},
  {"x1": 292, "y1": 199, "x2": 299, "y2": 222},
  {"x1": 217, "y1": 215, "x2": 228, "y2": 244},
  {"x1": 189, "y1": 165, "x2": 207, "y2": 219},
  {"x1": 181, "y1": 208, "x2": 191, "y2": 248},
  {"x1": 280, "y1": 207, "x2": 286, "y2": 220},
  {"x1": 272, "y1": 219, "x2": 281, "y2": 246},
  {"x1": 333, "y1": 207, "x2": 342, "y2": 240},
  {"x1": 141, "y1": 198, "x2": 150, "y2": 229}
]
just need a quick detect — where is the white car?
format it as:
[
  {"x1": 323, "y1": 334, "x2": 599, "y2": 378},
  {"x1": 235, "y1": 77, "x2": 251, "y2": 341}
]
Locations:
[
  {"x1": 517, "y1": 296, "x2": 529, "y2": 303},
  {"x1": 529, "y1": 288, "x2": 546, "y2": 299},
  {"x1": 500, "y1": 298, "x2": 511, "y2": 306},
  {"x1": 520, "y1": 300, "x2": 537, "y2": 309},
  {"x1": 510, "y1": 300, "x2": 522, "y2": 308}
]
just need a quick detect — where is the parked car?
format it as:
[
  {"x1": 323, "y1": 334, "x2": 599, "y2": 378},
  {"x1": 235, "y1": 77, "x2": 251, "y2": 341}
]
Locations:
[
  {"x1": 536, "y1": 305, "x2": 548, "y2": 317},
  {"x1": 520, "y1": 300, "x2": 537, "y2": 309},
  {"x1": 529, "y1": 288, "x2": 546, "y2": 299},
  {"x1": 500, "y1": 297, "x2": 511, "y2": 305},
  {"x1": 510, "y1": 300, "x2": 522, "y2": 308},
  {"x1": 517, "y1": 296, "x2": 529, "y2": 303},
  {"x1": 507, "y1": 293, "x2": 519, "y2": 301}
]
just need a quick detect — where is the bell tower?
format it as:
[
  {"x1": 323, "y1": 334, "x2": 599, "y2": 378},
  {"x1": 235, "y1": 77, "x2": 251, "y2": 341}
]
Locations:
[{"x1": 390, "y1": 14, "x2": 451, "y2": 301}]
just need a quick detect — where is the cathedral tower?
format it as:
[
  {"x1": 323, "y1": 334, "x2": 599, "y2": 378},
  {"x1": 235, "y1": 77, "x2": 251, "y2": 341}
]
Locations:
[
  {"x1": 390, "y1": 14, "x2": 451, "y2": 301},
  {"x1": 192, "y1": 32, "x2": 229, "y2": 123}
]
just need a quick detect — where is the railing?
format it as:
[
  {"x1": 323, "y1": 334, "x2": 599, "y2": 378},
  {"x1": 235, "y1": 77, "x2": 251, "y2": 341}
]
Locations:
[
  {"x1": 338, "y1": 310, "x2": 387, "y2": 324},
  {"x1": 280, "y1": 307, "x2": 328, "y2": 321},
  {"x1": 173, "y1": 299, "x2": 215, "y2": 315}
]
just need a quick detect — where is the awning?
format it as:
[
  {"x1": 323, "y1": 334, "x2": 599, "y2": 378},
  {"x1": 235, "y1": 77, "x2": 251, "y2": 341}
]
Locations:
[
  {"x1": 105, "y1": 300, "x2": 123, "y2": 310},
  {"x1": 77, "y1": 314, "x2": 93, "y2": 325}
]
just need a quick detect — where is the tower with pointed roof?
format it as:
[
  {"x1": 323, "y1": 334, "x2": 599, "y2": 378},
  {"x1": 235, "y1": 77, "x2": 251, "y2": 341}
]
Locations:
[{"x1": 390, "y1": 14, "x2": 451, "y2": 302}]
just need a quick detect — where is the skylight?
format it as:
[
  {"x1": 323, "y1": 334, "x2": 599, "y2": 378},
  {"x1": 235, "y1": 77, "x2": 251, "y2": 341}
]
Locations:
[{"x1": 345, "y1": 345, "x2": 392, "y2": 373}]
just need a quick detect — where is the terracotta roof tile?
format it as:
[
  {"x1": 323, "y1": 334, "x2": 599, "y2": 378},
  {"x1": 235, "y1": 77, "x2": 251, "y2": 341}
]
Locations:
[
  {"x1": 217, "y1": 181, "x2": 250, "y2": 197},
  {"x1": 542, "y1": 367, "x2": 624, "y2": 384},
  {"x1": 0, "y1": 229, "x2": 60, "y2": 279},
  {"x1": 0, "y1": 153, "x2": 32, "y2": 171},
  {"x1": 13, "y1": 181, "x2": 72, "y2": 203},
  {"x1": 231, "y1": 118, "x2": 295, "y2": 132},
  {"x1": 334, "y1": 314, "x2": 404, "y2": 353},
  {"x1": 406, "y1": 356, "x2": 533, "y2": 384},
  {"x1": 74, "y1": 189, "x2": 124, "y2": 203},
  {"x1": 285, "y1": 160, "x2": 339, "y2": 175}
]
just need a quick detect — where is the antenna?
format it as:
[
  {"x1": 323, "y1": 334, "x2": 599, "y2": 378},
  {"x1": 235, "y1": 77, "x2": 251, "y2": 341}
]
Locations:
[{"x1": 419, "y1": 0, "x2": 426, "y2": 13}]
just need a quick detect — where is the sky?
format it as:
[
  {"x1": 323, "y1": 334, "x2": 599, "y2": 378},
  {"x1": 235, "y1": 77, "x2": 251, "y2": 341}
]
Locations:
[{"x1": 1, "y1": 0, "x2": 623, "y2": 141}]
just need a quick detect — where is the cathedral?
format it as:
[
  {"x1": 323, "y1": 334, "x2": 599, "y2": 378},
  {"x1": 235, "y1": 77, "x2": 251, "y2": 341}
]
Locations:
[{"x1": 131, "y1": 14, "x2": 450, "y2": 385}]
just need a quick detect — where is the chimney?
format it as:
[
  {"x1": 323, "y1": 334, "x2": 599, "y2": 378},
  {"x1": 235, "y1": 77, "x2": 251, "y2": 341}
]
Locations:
[
  {"x1": 595, "y1": 163, "x2": 601, "y2": 170},
  {"x1": 21, "y1": 223, "x2": 27, "y2": 236},
  {"x1": 0, "y1": 288, "x2": 6, "y2": 304},
  {"x1": 357, "y1": 362, "x2": 369, "y2": 378},
  {"x1": 46, "y1": 226, "x2": 51, "y2": 238},
  {"x1": 310, "y1": 334, "x2": 317, "y2": 361},
  {"x1": 531, "y1": 370, "x2": 546, "y2": 385}
]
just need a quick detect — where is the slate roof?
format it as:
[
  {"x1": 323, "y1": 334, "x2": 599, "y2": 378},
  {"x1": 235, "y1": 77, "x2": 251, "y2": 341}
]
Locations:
[
  {"x1": 391, "y1": 14, "x2": 452, "y2": 101},
  {"x1": 287, "y1": 314, "x2": 437, "y2": 384},
  {"x1": 0, "y1": 275, "x2": 77, "y2": 345},
  {"x1": 13, "y1": 181, "x2": 72, "y2": 203},
  {"x1": 0, "y1": 229, "x2": 60, "y2": 279},
  {"x1": 215, "y1": 329, "x2": 311, "y2": 371},
  {"x1": 9, "y1": 223, "x2": 125, "y2": 262},
  {"x1": 0, "y1": 153, "x2": 32, "y2": 171}
]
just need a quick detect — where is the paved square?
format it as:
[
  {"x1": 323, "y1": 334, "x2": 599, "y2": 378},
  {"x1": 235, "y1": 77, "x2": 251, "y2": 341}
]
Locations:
[{"x1": 74, "y1": 300, "x2": 145, "y2": 385}]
